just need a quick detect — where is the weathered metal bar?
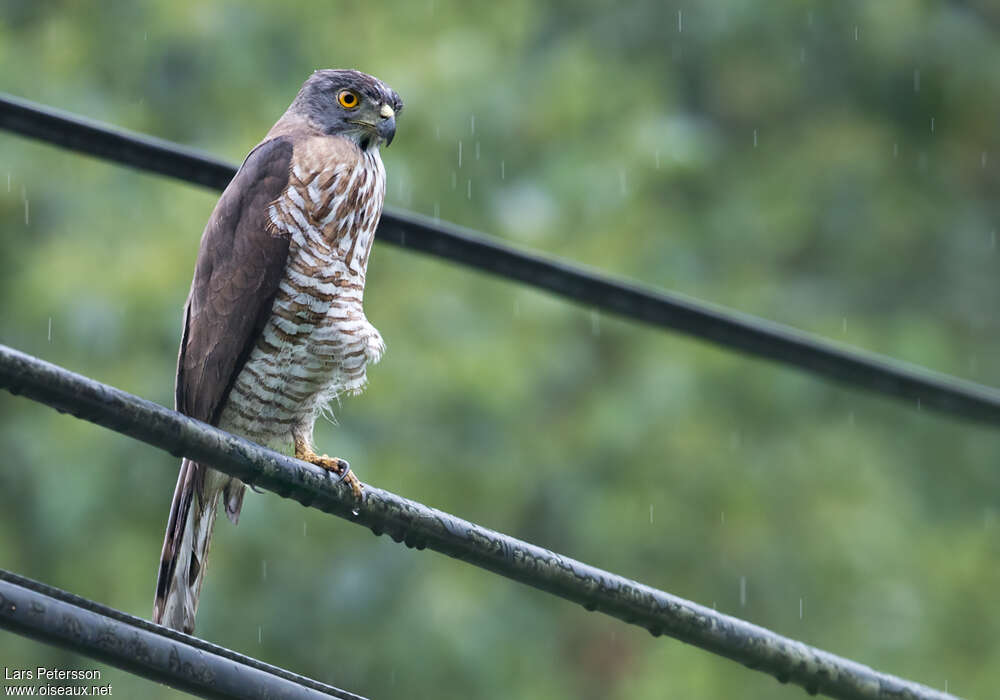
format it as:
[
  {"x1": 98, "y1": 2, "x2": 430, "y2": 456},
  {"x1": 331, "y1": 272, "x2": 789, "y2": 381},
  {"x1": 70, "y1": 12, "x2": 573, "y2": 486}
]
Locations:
[
  {"x1": 0, "y1": 570, "x2": 365, "y2": 700},
  {"x1": 2, "y1": 92, "x2": 1000, "y2": 426},
  {"x1": 0, "y1": 344, "x2": 960, "y2": 700}
]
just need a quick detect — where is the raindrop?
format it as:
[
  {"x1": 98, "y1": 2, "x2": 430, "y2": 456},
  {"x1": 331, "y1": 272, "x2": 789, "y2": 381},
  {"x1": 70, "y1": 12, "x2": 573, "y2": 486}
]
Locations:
[
  {"x1": 853, "y1": 25, "x2": 859, "y2": 41},
  {"x1": 47, "y1": 318, "x2": 52, "y2": 342},
  {"x1": 720, "y1": 511, "x2": 725, "y2": 525},
  {"x1": 258, "y1": 626, "x2": 263, "y2": 644},
  {"x1": 654, "y1": 150, "x2": 660, "y2": 169},
  {"x1": 990, "y1": 229, "x2": 996, "y2": 249},
  {"x1": 24, "y1": 199, "x2": 29, "y2": 225},
  {"x1": 261, "y1": 560, "x2": 267, "y2": 581},
  {"x1": 6, "y1": 173, "x2": 9, "y2": 192},
  {"x1": 475, "y1": 141, "x2": 480, "y2": 160},
  {"x1": 848, "y1": 411, "x2": 855, "y2": 427},
  {"x1": 913, "y1": 69, "x2": 921, "y2": 93},
  {"x1": 982, "y1": 151, "x2": 988, "y2": 168},
  {"x1": 649, "y1": 504, "x2": 654, "y2": 524},
  {"x1": 753, "y1": 129, "x2": 758, "y2": 148},
  {"x1": 450, "y1": 171, "x2": 456, "y2": 190},
  {"x1": 739, "y1": 576, "x2": 747, "y2": 606},
  {"x1": 470, "y1": 114, "x2": 475, "y2": 135},
  {"x1": 968, "y1": 355, "x2": 978, "y2": 375},
  {"x1": 467, "y1": 179, "x2": 472, "y2": 200},
  {"x1": 945, "y1": 681, "x2": 949, "y2": 693},
  {"x1": 458, "y1": 140, "x2": 463, "y2": 168},
  {"x1": 590, "y1": 309, "x2": 600, "y2": 335},
  {"x1": 799, "y1": 597, "x2": 804, "y2": 619},
  {"x1": 303, "y1": 521, "x2": 307, "y2": 537},
  {"x1": 917, "y1": 398, "x2": 922, "y2": 410},
  {"x1": 435, "y1": 125, "x2": 440, "y2": 140},
  {"x1": 500, "y1": 160, "x2": 505, "y2": 179},
  {"x1": 677, "y1": 9, "x2": 682, "y2": 32},
  {"x1": 930, "y1": 117, "x2": 935, "y2": 134},
  {"x1": 433, "y1": 201, "x2": 440, "y2": 223},
  {"x1": 807, "y1": 10, "x2": 813, "y2": 26},
  {"x1": 144, "y1": 32, "x2": 148, "y2": 41}
]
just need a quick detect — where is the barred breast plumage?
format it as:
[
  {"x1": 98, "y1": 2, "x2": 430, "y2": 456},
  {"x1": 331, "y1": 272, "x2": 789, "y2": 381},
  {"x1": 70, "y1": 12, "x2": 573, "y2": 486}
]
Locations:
[{"x1": 218, "y1": 136, "x2": 386, "y2": 449}]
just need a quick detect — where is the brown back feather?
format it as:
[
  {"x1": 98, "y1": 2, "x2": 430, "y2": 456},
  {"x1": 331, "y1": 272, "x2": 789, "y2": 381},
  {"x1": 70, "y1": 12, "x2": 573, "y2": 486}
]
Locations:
[{"x1": 154, "y1": 136, "x2": 294, "y2": 627}]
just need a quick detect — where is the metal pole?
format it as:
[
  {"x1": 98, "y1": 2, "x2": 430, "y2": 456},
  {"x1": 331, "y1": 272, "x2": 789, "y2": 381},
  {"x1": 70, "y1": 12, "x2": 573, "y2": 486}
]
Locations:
[
  {"x1": 0, "y1": 344, "x2": 960, "y2": 700},
  {"x1": 0, "y1": 570, "x2": 365, "y2": 700},
  {"x1": 2, "y1": 92, "x2": 1000, "y2": 426}
]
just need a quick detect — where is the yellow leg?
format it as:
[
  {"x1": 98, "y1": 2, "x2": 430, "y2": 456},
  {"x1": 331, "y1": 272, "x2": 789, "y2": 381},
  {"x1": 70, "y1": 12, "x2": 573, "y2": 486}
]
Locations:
[{"x1": 294, "y1": 436, "x2": 363, "y2": 501}]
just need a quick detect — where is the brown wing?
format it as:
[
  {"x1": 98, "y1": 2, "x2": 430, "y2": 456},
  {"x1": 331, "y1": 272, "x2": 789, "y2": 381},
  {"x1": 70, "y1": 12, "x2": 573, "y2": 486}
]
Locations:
[
  {"x1": 176, "y1": 136, "x2": 293, "y2": 424},
  {"x1": 154, "y1": 137, "x2": 293, "y2": 630}
]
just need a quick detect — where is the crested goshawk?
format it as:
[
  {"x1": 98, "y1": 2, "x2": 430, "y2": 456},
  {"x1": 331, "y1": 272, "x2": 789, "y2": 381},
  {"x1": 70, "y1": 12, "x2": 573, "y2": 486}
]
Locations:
[{"x1": 153, "y1": 69, "x2": 402, "y2": 634}]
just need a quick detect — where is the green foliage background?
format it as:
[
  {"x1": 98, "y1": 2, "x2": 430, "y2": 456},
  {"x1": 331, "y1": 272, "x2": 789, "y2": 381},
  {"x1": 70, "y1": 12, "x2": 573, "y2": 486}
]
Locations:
[{"x1": 1, "y1": 2, "x2": 998, "y2": 698}]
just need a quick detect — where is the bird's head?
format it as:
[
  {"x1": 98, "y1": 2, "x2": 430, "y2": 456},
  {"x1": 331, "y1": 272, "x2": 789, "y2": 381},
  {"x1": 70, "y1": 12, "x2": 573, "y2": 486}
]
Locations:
[{"x1": 292, "y1": 69, "x2": 403, "y2": 150}]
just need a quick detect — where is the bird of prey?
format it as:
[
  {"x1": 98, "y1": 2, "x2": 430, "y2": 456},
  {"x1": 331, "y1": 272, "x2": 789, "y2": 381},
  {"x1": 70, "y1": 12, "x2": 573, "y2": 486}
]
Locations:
[{"x1": 153, "y1": 69, "x2": 402, "y2": 634}]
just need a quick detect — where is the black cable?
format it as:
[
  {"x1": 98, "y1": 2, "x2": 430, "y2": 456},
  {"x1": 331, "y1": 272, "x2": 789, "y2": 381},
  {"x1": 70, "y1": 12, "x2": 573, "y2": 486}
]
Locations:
[
  {"x1": 2, "y1": 92, "x2": 999, "y2": 427},
  {"x1": 0, "y1": 344, "x2": 959, "y2": 700},
  {"x1": 0, "y1": 569, "x2": 366, "y2": 700}
]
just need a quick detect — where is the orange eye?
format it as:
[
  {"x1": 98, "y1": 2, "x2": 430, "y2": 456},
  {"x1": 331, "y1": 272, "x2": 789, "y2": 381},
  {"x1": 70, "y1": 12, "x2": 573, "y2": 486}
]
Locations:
[{"x1": 338, "y1": 90, "x2": 359, "y2": 109}]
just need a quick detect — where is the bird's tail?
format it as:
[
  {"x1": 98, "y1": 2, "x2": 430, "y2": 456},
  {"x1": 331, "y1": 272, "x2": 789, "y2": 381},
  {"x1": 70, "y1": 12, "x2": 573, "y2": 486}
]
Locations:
[{"x1": 153, "y1": 459, "x2": 244, "y2": 634}]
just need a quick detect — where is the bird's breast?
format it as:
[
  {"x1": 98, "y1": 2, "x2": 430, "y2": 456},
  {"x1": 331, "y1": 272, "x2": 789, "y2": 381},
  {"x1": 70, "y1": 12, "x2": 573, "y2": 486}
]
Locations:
[{"x1": 218, "y1": 141, "x2": 387, "y2": 445}]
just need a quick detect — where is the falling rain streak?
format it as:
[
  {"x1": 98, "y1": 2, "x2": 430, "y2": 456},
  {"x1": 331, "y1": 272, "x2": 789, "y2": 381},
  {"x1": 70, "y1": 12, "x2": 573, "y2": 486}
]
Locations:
[
  {"x1": 458, "y1": 140, "x2": 462, "y2": 168},
  {"x1": 739, "y1": 576, "x2": 747, "y2": 606},
  {"x1": 47, "y1": 318, "x2": 51, "y2": 342},
  {"x1": 913, "y1": 69, "x2": 921, "y2": 92},
  {"x1": 677, "y1": 9, "x2": 682, "y2": 32},
  {"x1": 590, "y1": 310, "x2": 600, "y2": 336}
]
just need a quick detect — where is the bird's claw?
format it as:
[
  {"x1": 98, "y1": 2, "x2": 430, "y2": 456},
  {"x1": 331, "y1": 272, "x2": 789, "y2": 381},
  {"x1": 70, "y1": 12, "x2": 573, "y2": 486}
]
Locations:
[{"x1": 313, "y1": 454, "x2": 364, "y2": 502}]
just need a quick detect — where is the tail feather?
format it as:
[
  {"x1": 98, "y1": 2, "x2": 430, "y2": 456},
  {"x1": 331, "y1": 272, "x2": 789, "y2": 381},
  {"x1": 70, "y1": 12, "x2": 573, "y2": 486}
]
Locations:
[{"x1": 154, "y1": 459, "x2": 243, "y2": 633}]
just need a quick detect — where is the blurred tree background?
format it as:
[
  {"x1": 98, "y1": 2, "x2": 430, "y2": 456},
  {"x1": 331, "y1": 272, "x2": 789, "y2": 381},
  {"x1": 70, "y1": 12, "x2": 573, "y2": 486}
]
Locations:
[{"x1": 1, "y1": 1, "x2": 998, "y2": 698}]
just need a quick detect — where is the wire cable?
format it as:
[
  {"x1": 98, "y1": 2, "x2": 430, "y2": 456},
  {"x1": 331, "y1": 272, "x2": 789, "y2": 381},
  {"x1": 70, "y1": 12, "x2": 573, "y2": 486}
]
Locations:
[
  {"x1": 0, "y1": 569, "x2": 365, "y2": 700},
  {"x1": 2, "y1": 92, "x2": 1000, "y2": 427},
  {"x1": 0, "y1": 344, "x2": 959, "y2": 700}
]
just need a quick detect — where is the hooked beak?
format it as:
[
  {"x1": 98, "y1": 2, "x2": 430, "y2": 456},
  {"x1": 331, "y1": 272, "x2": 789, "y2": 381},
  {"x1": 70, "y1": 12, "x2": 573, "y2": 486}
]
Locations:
[{"x1": 377, "y1": 103, "x2": 396, "y2": 146}]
